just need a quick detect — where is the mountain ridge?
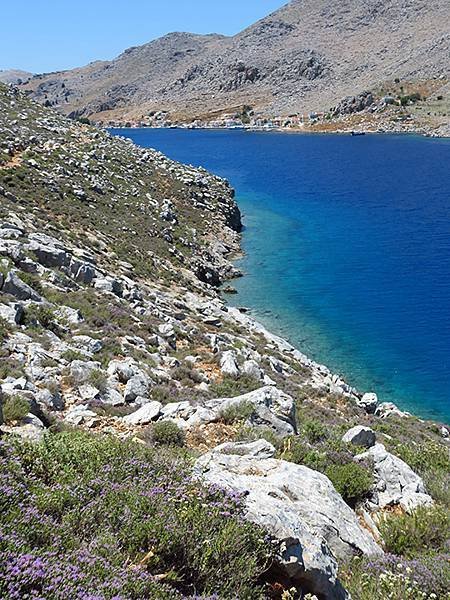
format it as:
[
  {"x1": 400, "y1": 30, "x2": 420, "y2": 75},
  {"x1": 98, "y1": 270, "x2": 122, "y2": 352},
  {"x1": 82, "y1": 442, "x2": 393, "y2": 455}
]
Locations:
[
  {"x1": 20, "y1": 0, "x2": 449, "y2": 125},
  {"x1": 0, "y1": 70, "x2": 33, "y2": 84}
]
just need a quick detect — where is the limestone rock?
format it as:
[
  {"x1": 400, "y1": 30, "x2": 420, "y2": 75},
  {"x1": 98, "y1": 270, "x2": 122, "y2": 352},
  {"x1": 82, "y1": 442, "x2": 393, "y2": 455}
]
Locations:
[
  {"x1": 357, "y1": 393, "x2": 378, "y2": 414},
  {"x1": 332, "y1": 91, "x2": 374, "y2": 116},
  {"x1": 65, "y1": 404, "x2": 98, "y2": 426},
  {"x1": 0, "y1": 302, "x2": 24, "y2": 325},
  {"x1": 2, "y1": 271, "x2": 42, "y2": 302},
  {"x1": 195, "y1": 440, "x2": 381, "y2": 598},
  {"x1": 35, "y1": 388, "x2": 65, "y2": 411},
  {"x1": 206, "y1": 385, "x2": 297, "y2": 437},
  {"x1": 354, "y1": 443, "x2": 433, "y2": 512},
  {"x1": 220, "y1": 350, "x2": 240, "y2": 377},
  {"x1": 28, "y1": 238, "x2": 70, "y2": 268},
  {"x1": 1, "y1": 415, "x2": 45, "y2": 442},
  {"x1": 94, "y1": 277, "x2": 123, "y2": 296},
  {"x1": 123, "y1": 401, "x2": 162, "y2": 425},
  {"x1": 242, "y1": 359, "x2": 263, "y2": 380},
  {"x1": 375, "y1": 402, "x2": 409, "y2": 418},
  {"x1": 342, "y1": 426, "x2": 376, "y2": 448},
  {"x1": 68, "y1": 258, "x2": 96, "y2": 284},
  {"x1": 78, "y1": 384, "x2": 100, "y2": 401},
  {"x1": 160, "y1": 401, "x2": 195, "y2": 420},
  {"x1": 102, "y1": 388, "x2": 124, "y2": 406},
  {"x1": 56, "y1": 305, "x2": 83, "y2": 325},
  {"x1": 107, "y1": 358, "x2": 138, "y2": 383},
  {"x1": 1, "y1": 376, "x2": 28, "y2": 395},
  {"x1": 69, "y1": 360, "x2": 101, "y2": 384},
  {"x1": 71, "y1": 335, "x2": 103, "y2": 355},
  {"x1": 124, "y1": 374, "x2": 150, "y2": 403},
  {"x1": 158, "y1": 323, "x2": 177, "y2": 346}
]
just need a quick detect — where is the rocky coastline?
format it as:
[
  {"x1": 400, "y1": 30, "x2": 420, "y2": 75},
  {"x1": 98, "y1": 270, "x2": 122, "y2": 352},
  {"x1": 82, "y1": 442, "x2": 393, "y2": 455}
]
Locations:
[{"x1": 0, "y1": 83, "x2": 449, "y2": 599}]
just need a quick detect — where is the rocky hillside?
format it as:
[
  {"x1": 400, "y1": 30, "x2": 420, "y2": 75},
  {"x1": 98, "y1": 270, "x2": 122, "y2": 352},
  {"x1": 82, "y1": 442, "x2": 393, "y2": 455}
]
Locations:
[
  {"x1": 20, "y1": 0, "x2": 449, "y2": 123},
  {"x1": 0, "y1": 70, "x2": 33, "y2": 85},
  {"x1": 0, "y1": 84, "x2": 449, "y2": 599}
]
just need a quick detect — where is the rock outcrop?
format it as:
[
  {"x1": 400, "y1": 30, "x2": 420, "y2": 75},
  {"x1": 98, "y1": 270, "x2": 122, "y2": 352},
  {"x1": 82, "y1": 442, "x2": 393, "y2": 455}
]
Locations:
[
  {"x1": 354, "y1": 443, "x2": 434, "y2": 513},
  {"x1": 342, "y1": 425, "x2": 376, "y2": 448},
  {"x1": 195, "y1": 440, "x2": 382, "y2": 599}
]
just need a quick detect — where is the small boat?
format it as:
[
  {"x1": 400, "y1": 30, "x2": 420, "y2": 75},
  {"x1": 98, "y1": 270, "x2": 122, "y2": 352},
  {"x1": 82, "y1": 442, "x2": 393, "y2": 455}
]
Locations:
[{"x1": 351, "y1": 131, "x2": 366, "y2": 136}]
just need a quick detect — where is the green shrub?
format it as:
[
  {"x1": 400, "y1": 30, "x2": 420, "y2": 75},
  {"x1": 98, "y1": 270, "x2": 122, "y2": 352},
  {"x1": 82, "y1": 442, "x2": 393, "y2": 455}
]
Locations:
[
  {"x1": 151, "y1": 420, "x2": 185, "y2": 447},
  {"x1": 88, "y1": 369, "x2": 108, "y2": 393},
  {"x1": 18, "y1": 272, "x2": 44, "y2": 295},
  {"x1": 391, "y1": 441, "x2": 450, "y2": 507},
  {"x1": 302, "y1": 418, "x2": 328, "y2": 443},
  {"x1": 43, "y1": 379, "x2": 61, "y2": 395},
  {"x1": 24, "y1": 305, "x2": 55, "y2": 329},
  {"x1": 171, "y1": 365, "x2": 203, "y2": 387},
  {"x1": 282, "y1": 438, "x2": 326, "y2": 468},
  {"x1": 2, "y1": 395, "x2": 30, "y2": 423},
  {"x1": 219, "y1": 401, "x2": 254, "y2": 424},
  {"x1": 209, "y1": 374, "x2": 260, "y2": 398},
  {"x1": 394, "y1": 441, "x2": 450, "y2": 475},
  {"x1": 341, "y1": 554, "x2": 450, "y2": 600},
  {"x1": 235, "y1": 425, "x2": 285, "y2": 450},
  {"x1": 394, "y1": 441, "x2": 449, "y2": 478},
  {"x1": 61, "y1": 349, "x2": 87, "y2": 362},
  {"x1": 150, "y1": 385, "x2": 177, "y2": 404},
  {"x1": 0, "y1": 355, "x2": 24, "y2": 380},
  {"x1": 400, "y1": 92, "x2": 421, "y2": 106},
  {"x1": 0, "y1": 317, "x2": 11, "y2": 344},
  {"x1": 91, "y1": 403, "x2": 135, "y2": 419},
  {"x1": 379, "y1": 505, "x2": 450, "y2": 557},
  {"x1": 325, "y1": 462, "x2": 372, "y2": 505}
]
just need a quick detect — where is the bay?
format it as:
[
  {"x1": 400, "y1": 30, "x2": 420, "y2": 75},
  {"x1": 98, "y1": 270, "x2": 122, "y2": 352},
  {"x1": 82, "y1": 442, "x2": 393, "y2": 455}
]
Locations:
[{"x1": 111, "y1": 128, "x2": 450, "y2": 422}]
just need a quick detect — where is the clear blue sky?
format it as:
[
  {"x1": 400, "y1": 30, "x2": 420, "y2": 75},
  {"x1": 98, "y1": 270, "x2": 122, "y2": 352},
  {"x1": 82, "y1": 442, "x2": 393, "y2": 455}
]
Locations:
[{"x1": 1, "y1": 0, "x2": 286, "y2": 74}]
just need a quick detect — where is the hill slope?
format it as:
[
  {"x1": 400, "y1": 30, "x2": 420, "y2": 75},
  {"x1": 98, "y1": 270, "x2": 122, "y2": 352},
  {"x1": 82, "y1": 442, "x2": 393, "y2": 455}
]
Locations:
[
  {"x1": 21, "y1": 0, "x2": 450, "y2": 122},
  {"x1": 0, "y1": 69, "x2": 33, "y2": 84},
  {"x1": 0, "y1": 85, "x2": 449, "y2": 599}
]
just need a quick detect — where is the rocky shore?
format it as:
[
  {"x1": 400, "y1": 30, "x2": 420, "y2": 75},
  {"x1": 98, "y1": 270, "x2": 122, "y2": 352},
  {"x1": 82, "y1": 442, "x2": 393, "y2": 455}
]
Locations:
[{"x1": 0, "y1": 83, "x2": 448, "y2": 599}]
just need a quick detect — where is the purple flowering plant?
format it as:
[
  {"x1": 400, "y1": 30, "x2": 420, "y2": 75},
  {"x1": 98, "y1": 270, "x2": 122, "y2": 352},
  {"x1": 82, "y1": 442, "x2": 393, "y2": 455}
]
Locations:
[{"x1": 0, "y1": 432, "x2": 271, "y2": 599}]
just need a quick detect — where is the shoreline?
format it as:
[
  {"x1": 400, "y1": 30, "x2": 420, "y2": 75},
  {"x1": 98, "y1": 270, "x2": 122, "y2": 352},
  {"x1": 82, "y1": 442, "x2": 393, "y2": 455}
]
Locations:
[
  {"x1": 221, "y1": 205, "x2": 449, "y2": 428},
  {"x1": 227, "y1": 298, "x2": 449, "y2": 423},
  {"x1": 107, "y1": 126, "x2": 450, "y2": 427},
  {"x1": 108, "y1": 123, "x2": 450, "y2": 139}
]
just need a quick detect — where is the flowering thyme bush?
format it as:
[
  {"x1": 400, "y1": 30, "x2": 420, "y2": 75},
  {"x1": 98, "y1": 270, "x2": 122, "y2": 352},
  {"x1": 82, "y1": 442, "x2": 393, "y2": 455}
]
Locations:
[
  {"x1": 379, "y1": 505, "x2": 450, "y2": 557},
  {"x1": 0, "y1": 432, "x2": 272, "y2": 599},
  {"x1": 341, "y1": 554, "x2": 450, "y2": 600}
]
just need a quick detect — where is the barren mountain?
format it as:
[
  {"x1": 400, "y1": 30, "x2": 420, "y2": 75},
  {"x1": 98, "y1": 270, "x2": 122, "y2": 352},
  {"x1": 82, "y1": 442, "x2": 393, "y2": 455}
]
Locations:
[
  {"x1": 21, "y1": 0, "x2": 450, "y2": 122},
  {"x1": 0, "y1": 70, "x2": 33, "y2": 84}
]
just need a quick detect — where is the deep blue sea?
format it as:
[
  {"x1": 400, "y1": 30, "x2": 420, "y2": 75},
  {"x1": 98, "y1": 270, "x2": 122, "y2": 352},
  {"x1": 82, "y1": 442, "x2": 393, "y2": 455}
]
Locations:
[{"x1": 111, "y1": 128, "x2": 450, "y2": 423}]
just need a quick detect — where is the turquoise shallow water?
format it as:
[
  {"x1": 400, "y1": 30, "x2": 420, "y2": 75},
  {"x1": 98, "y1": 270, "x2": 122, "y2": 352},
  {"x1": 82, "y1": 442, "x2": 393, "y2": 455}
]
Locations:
[{"x1": 111, "y1": 128, "x2": 450, "y2": 422}]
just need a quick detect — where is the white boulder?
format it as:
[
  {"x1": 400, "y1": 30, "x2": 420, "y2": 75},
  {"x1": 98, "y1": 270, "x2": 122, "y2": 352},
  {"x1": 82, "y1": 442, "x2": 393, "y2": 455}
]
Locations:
[
  {"x1": 220, "y1": 350, "x2": 240, "y2": 378},
  {"x1": 195, "y1": 440, "x2": 381, "y2": 599},
  {"x1": 123, "y1": 401, "x2": 162, "y2": 425},
  {"x1": 342, "y1": 426, "x2": 376, "y2": 448},
  {"x1": 124, "y1": 374, "x2": 150, "y2": 403},
  {"x1": 375, "y1": 402, "x2": 409, "y2": 419},
  {"x1": 357, "y1": 393, "x2": 378, "y2": 414},
  {"x1": 205, "y1": 385, "x2": 297, "y2": 437},
  {"x1": 354, "y1": 443, "x2": 433, "y2": 512}
]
